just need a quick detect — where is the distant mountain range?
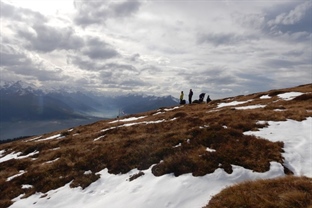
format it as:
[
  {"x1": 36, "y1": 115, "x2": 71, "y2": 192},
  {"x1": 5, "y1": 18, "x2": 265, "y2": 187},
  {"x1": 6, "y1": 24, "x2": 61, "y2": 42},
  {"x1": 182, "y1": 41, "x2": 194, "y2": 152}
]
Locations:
[
  {"x1": 0, "y1": 81, "x2": 179, "y2": 122},
  {"x1": 0, "y1": 81, "x2": 178, "y2": 140}
]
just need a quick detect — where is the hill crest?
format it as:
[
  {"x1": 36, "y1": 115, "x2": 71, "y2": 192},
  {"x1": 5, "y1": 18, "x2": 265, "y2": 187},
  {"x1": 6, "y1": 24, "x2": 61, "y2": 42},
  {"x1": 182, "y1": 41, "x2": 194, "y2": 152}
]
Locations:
[{"x1": 0, "y1": 83, "x2": 311, "y2": 208}]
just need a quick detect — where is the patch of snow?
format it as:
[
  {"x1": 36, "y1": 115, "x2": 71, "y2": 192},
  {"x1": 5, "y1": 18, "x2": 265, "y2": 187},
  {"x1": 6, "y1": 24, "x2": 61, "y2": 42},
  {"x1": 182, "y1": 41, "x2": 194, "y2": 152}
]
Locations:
[
  {"x1": 101, "y1": 127, "x2": 116, "y2": 132},
  {"x1": 35, "y1": 134, "x2": 62, "y2": 142},
  {"x1": 0, "y1": 151, "x2": 39, "y2": 163},
  {"x1": 152, "y1": 112, "x2": 164, "y2": 116},
  {"x1": 22, "y1": 184, "x2": 33, "y2": 189},
  {"x1": 7, "y1": 170, "x2": 26, "y2": 181},
  {"x1": 235, "y1": 104, "x2": 266, "y2": 110},
  {"x1": 256, "y1": 121, "x2": 267, "y2": 125},
  {"x1": 244, "y1": 117, "x2": 312, "y2": 177},
  {"x1": 25, "y1": 136, "x2": 42, "y2": 142},
  {"x1": 45, "y1": 158, "x2": 59, "y2": 164},
  {"x1": 217, "y1": 100, "x2": 252, "y2": 108},
  {"x1": 277, "y1": 92, "x2": 303, "y2": 101},
  {"x1": 0, "y1": 150, "x2": 5, "y2": 157},
  {"x1": 94, "y1": 135, "x2": 106, "y2": 141},
  {"x1": 260, "y1": 95, "x2": 271, "y2": 99},
  {"x1": 173, "y1": 143, "x2": 182, "y2": 148},
  {"x1": 206, "y1": 147, "x2": 216, "y2": 152},
  {"x1": 122, "y1": 119, "x2": 166, "y2": 127},
  {"x1": 164, "y1": 106, "x2": 181, "y2": 111},
  {"x1": 84, "y1": 170, "x2": 92, "y2": 175},
  {"x1": 109, "y1": 116, "x2": 147, "y2": 123}
]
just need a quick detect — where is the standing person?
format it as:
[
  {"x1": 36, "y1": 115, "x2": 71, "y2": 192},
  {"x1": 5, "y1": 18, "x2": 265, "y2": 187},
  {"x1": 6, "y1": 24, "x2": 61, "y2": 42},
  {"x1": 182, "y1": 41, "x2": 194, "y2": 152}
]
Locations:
[
  {"x1": 188, "y1": 89, "x2": 193, "y2": 104},
  {"x1": 180, "y1": 91, "x2": 184, "y2": 104},
  {"x1": 206, "y1": 95, "x2": 211, "y2": 103}
]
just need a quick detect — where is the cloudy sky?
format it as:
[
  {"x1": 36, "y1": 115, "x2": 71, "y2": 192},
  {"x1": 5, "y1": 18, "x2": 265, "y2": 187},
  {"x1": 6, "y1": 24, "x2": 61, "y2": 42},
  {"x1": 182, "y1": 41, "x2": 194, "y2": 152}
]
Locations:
[{"x1": 1, "y1": 0, "x2": 311, "y2": 98}]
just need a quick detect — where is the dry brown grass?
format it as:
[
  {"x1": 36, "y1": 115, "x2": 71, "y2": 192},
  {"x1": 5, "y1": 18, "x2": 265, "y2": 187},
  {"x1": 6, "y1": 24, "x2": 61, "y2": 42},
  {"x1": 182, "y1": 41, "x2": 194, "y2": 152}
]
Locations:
[
  {"x1": 0, "y1": 83, "x2": 311, "y2": 207},
  {"x1": 205, "y1": 176, "x2": 312, "y2": 208}
]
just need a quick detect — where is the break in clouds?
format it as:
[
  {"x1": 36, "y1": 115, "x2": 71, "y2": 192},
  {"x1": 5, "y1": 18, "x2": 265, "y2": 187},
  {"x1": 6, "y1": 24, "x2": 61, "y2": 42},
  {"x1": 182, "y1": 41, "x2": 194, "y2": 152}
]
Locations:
[{"x1": 0, "y1": 0, "x2": 311, "y2": 98}]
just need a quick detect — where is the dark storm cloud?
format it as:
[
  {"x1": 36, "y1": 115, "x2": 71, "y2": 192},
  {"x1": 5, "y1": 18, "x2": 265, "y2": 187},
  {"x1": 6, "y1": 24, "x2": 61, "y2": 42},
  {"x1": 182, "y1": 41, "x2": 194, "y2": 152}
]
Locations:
[
  {"x1": 197, "y1": 33, "x2": 258, "y2": 46},
  {"x1": 98, "y1": 63, "x2": 147, "y2": 89},
  {"x1": 69, "y1": 49, "x2": 135, "y2": 72},
  {"x1": 102, "y1": 63, "x2": 138, "y2": 73},
  {"x1": 67, "y1": 37, "x2": 120, "y2": 70},
  {"x1": 69, "y1": 55, "x2": 97, "y2": 71},
  {"x1": 263, "y1": 59, "x2": 302, "y2": 69},
  {"x1": 15, "y1": 24, "x2": 84, "y2": 53},
  {"x1": 74, "y1": 0, "x2": 142, "y2": 27},
  {"x1": 0, "y1": 45, "x2": 33, "y2": 67},
  {"x1": 82, "y1": 38, "x2": 119, "y2": 60}
]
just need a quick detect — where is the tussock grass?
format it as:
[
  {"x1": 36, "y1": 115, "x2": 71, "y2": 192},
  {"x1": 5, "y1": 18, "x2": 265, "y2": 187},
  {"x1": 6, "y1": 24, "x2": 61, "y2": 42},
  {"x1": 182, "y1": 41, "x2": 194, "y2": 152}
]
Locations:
[
  {"x1": 205, "y1": 176, "x2": 312, "y2": 208},
  {"x1": 0, "y1": 83, "x2": 311, "y2": 207}
]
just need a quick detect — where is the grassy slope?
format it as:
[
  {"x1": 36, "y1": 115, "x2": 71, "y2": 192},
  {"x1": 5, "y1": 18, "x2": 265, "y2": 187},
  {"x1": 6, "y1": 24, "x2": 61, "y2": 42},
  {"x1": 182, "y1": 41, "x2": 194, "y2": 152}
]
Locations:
[{"x1": 0, "y1": 83, "x2": 311, "y2": 207}]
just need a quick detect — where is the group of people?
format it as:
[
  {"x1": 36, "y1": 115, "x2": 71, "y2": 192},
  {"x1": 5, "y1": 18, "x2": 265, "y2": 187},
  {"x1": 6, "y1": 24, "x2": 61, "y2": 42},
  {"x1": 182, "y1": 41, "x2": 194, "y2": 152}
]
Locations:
[{"x1": 180, "y1": 89, "x2": 211, "y2": 104}]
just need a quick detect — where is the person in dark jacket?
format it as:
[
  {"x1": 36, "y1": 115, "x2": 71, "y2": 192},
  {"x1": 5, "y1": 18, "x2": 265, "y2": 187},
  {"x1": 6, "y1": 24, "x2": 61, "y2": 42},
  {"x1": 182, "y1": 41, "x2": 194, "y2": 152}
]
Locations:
[
  {"x1": 188, "y1": 89, "x2": 193, "y2": 104},
  {"x1": 206, "y1": 95, "x2": 211, "y2": 103},
  {"x1": 199, "y1": 93, "x2": 205, "y2": 102}
]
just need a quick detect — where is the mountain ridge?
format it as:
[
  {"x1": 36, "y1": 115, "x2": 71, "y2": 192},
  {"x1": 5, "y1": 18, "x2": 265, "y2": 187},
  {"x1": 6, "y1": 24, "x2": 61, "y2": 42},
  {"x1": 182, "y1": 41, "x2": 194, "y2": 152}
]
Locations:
[
  {"x1": 0, "y1": 81, "x2": 179, "y2": 121},
  {"x1": 0, "y1": 81, "x2": 178, "y2": 140}
]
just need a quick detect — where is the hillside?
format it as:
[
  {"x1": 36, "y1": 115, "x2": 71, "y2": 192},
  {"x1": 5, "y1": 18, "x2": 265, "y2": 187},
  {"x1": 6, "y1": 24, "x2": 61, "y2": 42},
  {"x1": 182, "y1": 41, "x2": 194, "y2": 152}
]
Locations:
[{"x1": 0, "y1": 84, "x2": 311, "y2": 208}]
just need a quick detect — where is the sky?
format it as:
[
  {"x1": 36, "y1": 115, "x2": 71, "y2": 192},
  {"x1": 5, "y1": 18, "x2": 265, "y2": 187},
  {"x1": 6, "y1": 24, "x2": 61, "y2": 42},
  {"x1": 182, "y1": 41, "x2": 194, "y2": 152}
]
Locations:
[
  {"x1": 2, "y1": 91, "x2": 311, "y2": 208},
  {"x1": 1, "y1": 0, "x2": 311, "y2": 98}
]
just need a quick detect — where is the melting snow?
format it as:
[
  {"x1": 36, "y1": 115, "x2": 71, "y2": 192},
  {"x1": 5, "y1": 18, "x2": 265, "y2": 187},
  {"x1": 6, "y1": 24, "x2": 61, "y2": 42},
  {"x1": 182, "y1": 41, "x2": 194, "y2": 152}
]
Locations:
[
  {"x1": 22, "y1": 184, "x2": 33, "y2": 189},
  {"x1": 206, "y1": 147, "x2": 216, "y2": 152},
  {"x1": 217, "y1": 100, "x2": 252, "y2": 108},
  {"x1": 244, "y1": 117, "x2": 312, "y2": 177},
  {"x1": 7, "y1": 170, "x2": 26, "y2": 182},
  {"x1": 260, "y1": 95, "x2": 271, "y2": 99},
  {"x1": 277, "y1": 92, "x2": 303, "y2": 100},
  {"x1": 0, "y1": 151, "x2": 39, "y2": 163},
  {"x1": 84, "y1": 170, "x2": 92, "y2": 175},
  {"x1": 109, "y1": 116, "x2": 147, "y2": 123},
  {"x1": 94, "y1": 135, "x2": 106, "y2": 141},
  {"x1": 35, "y1": 134, "x2": 62, "y2": 142},
  {"x1": 235, "y1": 104, "x2": 266, "y2": 110},
  {"x1": 44, "y1": 158, "x2": 60, "y2": 164},
  {"x1": 164, "y1": 106, "x2": 181, "y2": 111}
]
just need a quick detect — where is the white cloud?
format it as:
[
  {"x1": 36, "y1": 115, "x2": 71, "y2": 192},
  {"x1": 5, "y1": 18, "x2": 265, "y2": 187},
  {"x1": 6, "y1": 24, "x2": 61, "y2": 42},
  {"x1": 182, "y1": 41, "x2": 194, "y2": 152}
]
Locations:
[
  {"x1": 268, "y1": 1, "x2": 312, "y2": 26},
  {"x1": 0, "y1": 0, "x2": 311, "y2": 98}
]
